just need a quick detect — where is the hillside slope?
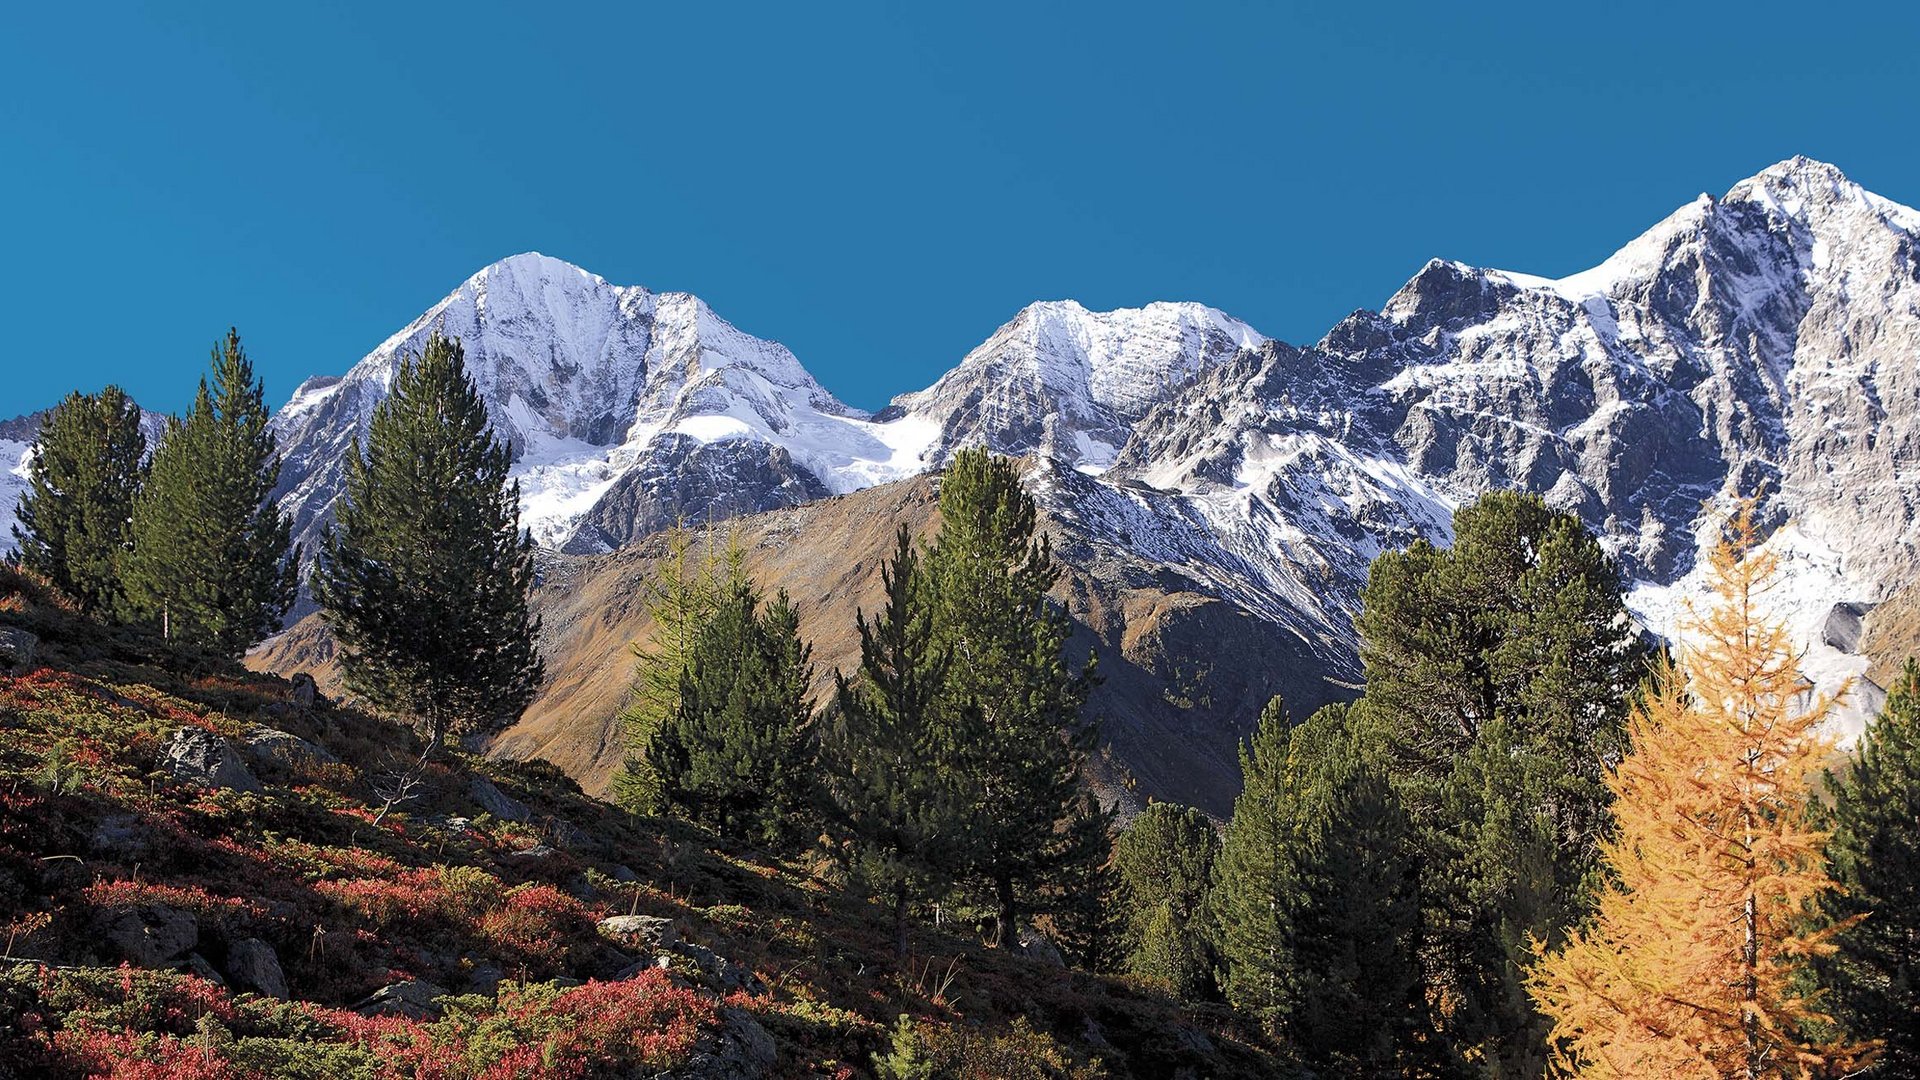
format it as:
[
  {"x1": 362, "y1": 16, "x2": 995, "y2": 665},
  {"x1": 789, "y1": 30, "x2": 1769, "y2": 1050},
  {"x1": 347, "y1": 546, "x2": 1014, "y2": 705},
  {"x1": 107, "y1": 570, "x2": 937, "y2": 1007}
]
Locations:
[
  {"x1": 0, "y1": 565, "x2": 1280, "y2": 1078},
  {"x1": 252, "y1": 470, "x2": 1347, "y2": 818}
]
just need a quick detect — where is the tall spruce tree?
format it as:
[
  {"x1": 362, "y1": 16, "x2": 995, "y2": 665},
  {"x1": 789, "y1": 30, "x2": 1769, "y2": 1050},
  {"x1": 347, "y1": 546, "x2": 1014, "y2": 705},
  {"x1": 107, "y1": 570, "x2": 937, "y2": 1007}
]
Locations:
[
  {"x1": 611, "y1": 527, "x2": 731, "y2": 814},
  {"x1": 1528, "y1": 506, "x2": 1866, "y2": 1078},
  {"x1": 311, "y1": 331, "x2": 543, "y2": 754},
  {"x1": 13, "y1": 386, "x2": 146, "y2": 614},
  {"x1": 1211, "y1": 698, "x2": 1439, "y2": 1075},
  {"x1": 123, "y1": 329, "x2": 294, "y2": 657},
  {"x1": 1824, "y1": 657, "x2": 1920, "y2": 1075},
  {"x1": 821, "y1": 524, "x2": 963, "y2": 957},
  {"x1": 1353, "y1": 491, "x2": 1646, "y2": 1076},
  {"x1": 648, "y1": 570, "x2": 819, "y2": 851},
  {"x1": 1114, "y1": 801, "x2": 1219, "y2": 999},
  {"x1": 922, "y1": 449, "x2": 1100, "y2": 948}
]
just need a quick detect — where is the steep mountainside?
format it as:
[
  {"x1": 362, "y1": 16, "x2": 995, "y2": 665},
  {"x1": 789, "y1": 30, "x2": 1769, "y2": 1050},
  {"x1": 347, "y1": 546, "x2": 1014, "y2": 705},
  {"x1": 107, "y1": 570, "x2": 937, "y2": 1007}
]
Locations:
[
  {"x1": 255, "y1": 472, "x2": 1343, "y2": 818},
  {"x1": 21, "y1": 155, "x2": 1920, "y2": 802},
  {"x1": 1091, "y1": 156, "x2": 1920, "y2": 736}
]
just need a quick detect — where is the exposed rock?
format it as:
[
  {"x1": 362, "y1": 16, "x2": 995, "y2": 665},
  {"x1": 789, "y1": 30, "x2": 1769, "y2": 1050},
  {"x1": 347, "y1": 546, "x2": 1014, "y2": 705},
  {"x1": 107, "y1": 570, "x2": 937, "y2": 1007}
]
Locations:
[
  {"x1": 288, "y1": 673, "x2": 319, "y2": 709},
  {"x1": 465, "y1": 962, "x2": 505, "y2": 996},
  {"x1": 548, "y1": 817, "x2": 591, "y2": 851},
  {"x1": 667, "y1": 1006, "x2": 778, "y2": 1080},
  {"x1": 0, "y1": 627, "x2": 37, "y2": 671},
  {"x1": 354, "y1": 979, "x2": 450, "y2": 1020},
  {"x1": 89, "y1": 813, "x2": 145, "y2": 856},
  {"x1": 162, "y1": 727, "x2": 261, "y2": 793},
  {"x1": 102, "y1": 903, "x2": 198, "y2": 966},
  {"x1": 508, "y1": 844, "x2": 556, "y2": 861},
  {"x1": 1014, "y1": 925, "x2": 1065, "y2": 968},
  {"x1": 676, "y1": 941, "x2": 767, "y2": 996},
  {"x1": 598, "y1": 914, "x2": 679, "y2": 952},
  {"x1": 241, "y1": 726, "x2": 338, "y2": 779},
  {"x1": 468, "y1": 776, "x2": 531, "y2": 822},
  {"x1": 183, "y1": 952, "x2": 226, "y2": 986},
  {"x1": 610, "y1": 864, "x2": 641, "y2": 883},
  {"x1": 226, "y1": 937, "x2": 288, "y2": 999},
  {"x1": 1824, "y1": 602, "x2": 1874, "y2": 653}
]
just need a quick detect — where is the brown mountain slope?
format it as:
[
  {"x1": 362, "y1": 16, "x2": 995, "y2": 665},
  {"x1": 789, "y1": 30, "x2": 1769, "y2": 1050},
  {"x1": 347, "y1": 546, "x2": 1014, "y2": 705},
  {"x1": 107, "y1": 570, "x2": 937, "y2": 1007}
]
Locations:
[
  {"x1": 1864, "y1": 581, "x2": 1920, "y2": 687},
  {"x1": 250, "y1": 474, "x2": 1349, "y2": 816}
]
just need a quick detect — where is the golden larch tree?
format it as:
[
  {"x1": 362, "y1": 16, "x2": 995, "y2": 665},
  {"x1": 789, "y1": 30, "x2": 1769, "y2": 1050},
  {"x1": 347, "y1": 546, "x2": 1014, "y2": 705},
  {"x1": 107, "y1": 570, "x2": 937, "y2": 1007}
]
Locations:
[{"x1": 1527, "y1": 504, "x2": 1869, "y2": 1079}]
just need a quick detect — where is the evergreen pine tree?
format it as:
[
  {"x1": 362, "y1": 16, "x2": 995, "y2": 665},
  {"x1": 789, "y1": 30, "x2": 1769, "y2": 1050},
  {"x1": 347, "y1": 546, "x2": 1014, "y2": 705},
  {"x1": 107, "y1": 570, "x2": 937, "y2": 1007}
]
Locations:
[
  {"x1": 1823, "y1": 657, "x2": 1920, "y2": 1074},
  {"x1": 922, "y1": 449, "x2": 1099, "y2": 948},
  {"x1": 610, "y1": 527, "x2": 730, "y2": 814},
  {"x1": 1048, "y1": 788, "x2": 1122, "y2": 972},
  {"x1": 649, "y1": 570, "x2": 819, "y2": 851},
  {"x1": 1527, "y1": 505, "x2": 1866, "y2": 1078},
  {"x1": 1211, "y1": 696, "x2": 1290, "y2": 1026},
  {"x1": 1212, "y1": 698, "x2": 1438, "y2": 1074},
  {"x1": 821, "y1": 524, "x2": 963, "y2": 957},
  {"x1": 122, "y1": 329, "x2": 294, "y2": 657},
  {"x1": 1353, "y1": 491, "x2": 1646, "y2": 1075},
  {"x1": 311, "y1": 331, "x2": 543, "y2": 754},
  {"x1": 12, "y1": 386, "x2": 146, "y2": 614},
  {"x1": 1114, "y1": 801, "x2": 1218, "y2": 999}
]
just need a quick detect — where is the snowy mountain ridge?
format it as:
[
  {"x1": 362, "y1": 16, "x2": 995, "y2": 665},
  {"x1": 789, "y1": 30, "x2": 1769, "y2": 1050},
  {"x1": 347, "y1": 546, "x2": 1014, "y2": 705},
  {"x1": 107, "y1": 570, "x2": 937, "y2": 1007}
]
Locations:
[{"x1": 6, "y1": 156, "x2": 1918, "y2": 746}]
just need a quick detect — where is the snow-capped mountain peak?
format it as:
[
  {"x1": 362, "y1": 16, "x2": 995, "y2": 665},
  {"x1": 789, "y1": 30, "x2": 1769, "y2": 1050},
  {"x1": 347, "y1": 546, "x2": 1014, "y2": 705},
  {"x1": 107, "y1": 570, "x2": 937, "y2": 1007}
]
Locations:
[{"x1": 889, "y1": 297, "x2": 1267, "y2": 472}]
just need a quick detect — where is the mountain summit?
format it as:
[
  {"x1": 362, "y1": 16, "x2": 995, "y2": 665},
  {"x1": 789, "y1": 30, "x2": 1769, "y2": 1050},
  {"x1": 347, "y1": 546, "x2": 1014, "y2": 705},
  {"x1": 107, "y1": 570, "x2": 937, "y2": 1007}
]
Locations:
[{"x1": 10, "y1": 157, "x2": 1920, "y2": 801}]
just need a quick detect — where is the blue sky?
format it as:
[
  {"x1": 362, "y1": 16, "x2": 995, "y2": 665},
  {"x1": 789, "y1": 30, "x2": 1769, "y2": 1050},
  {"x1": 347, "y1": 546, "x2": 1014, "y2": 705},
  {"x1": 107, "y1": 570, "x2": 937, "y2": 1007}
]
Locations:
[{"x1": 3, "y1": 1, "x2": 1917, "y2": 417}]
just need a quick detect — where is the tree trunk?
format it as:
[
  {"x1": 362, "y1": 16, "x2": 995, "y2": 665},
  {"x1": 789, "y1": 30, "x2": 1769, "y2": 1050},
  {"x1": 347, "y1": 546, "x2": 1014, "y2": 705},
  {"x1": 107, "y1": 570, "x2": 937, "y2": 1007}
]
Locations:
[
  {"x1": 893, "y1": 882, "x2": 910, "y2": 962},
  {"x1": 993, "y1": 871, "x2": 1016, "y2": 949}
]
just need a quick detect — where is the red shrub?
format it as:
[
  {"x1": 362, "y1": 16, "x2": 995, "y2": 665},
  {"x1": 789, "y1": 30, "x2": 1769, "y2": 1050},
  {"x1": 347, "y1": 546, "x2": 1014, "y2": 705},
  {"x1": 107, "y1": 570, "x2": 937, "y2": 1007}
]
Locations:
[{"x1": 477, "y1": 883, "x2": 593, "y2": 969}]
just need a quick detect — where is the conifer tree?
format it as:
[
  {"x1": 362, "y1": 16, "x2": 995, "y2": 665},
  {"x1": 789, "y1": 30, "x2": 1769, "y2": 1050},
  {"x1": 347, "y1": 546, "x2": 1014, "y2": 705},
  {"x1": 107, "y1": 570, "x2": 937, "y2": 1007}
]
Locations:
[
  {"x1": 821, "y1": 524, "x2": 962, "y2": 957},
  {"x1": 611, "y1": 527, "x2": 730, "y2": 814},
  {"x1": 312, "y1": 331, "x2": 543, "y2": 755},
  {"x1": 1354, "y1": 491, "x2": 1646, "y2": 1074},
  {"x1": 1823, "y1": 657, "x2": 1920, "y2": 1075},
  {"x1": 1048, "y1": 789, "x2": 1122, "y2": 972},
  {"x1": 13, "y1": 386, "x2": 146, "y2": 614},
  {"x1": 922, "y1": 449, "x2": 1099, "y2": 948},
  {"x1": 1527, "y1": 506, "x2": 1867, "y2": 1079},
  {"x1": 1211, "y1": 698, "x2": 1437, "y2": 1074},
  {"x1": 648, "y1": 570, "x2": 818, "y2": 851},
  {"x1": 122, "y1": 329, "x2": 294, "y2": 657},
  {"x1": 1114, "y1": 801, "x2": 1218, "y2": 999}
]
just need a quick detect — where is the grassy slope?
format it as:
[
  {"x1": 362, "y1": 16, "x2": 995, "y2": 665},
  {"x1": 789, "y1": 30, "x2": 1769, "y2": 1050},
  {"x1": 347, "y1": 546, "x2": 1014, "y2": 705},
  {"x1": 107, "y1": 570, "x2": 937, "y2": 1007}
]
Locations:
[{"x1": 0, "y1": 565, "x2": 1280, "y2": 1079}]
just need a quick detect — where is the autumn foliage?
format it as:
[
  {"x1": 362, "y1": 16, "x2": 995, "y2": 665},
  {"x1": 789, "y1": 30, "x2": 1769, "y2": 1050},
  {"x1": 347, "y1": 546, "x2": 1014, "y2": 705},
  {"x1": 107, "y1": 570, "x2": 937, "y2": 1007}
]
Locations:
[{"x1": 1527, "y1": 506, "x2": 1868, "y2": 1078}]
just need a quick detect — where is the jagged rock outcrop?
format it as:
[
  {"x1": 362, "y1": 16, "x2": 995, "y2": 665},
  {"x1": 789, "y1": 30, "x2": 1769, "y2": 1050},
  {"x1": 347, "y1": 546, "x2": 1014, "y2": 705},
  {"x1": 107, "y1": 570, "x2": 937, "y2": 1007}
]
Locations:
[{"x1": 163, "y1": 728, "x2": 262, "y2": 793}]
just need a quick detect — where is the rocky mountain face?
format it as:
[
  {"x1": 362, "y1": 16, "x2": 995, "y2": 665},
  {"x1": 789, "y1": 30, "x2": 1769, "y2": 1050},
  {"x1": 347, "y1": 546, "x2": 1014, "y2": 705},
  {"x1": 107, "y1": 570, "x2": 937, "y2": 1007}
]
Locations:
[
  {"x1": 23, "y1": 155, "x2": 1920, "y2": 803},
  {"x1": 1090, "y1": 156, "x2": 1920, "y2": 737}
]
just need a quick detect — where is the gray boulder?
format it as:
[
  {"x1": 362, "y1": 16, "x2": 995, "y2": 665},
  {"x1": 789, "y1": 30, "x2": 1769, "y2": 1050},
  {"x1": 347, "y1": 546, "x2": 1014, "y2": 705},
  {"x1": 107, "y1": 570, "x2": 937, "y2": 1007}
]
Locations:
[
  {"x1": 227, "y1": 937, "x2": 288, "y2": 999},
  {"x1": 0, "y1": 627, "x2": 37, "y2": 672},
  {"x1": 289, "y1": 673, "x2": 320, "y2": 709},
  {"x1": 89, "y1": 813, "x2": 146, "y2": 856},
  {"x1": 184, "y1": 952, "x2": 227, "y2": 986},
  {"x1": 102, "y1": 903, "x2": 198, "y2": 966},
  {"x1": 469, "y1": 776, "x2": 531, "y2": 822},
  {"x1": 241, "y1": 726, "x2": 338, "y2": 778},
  {"x1": 1014, "y1": 925, "x2": 1065, "y2": 968},
  {"x1": 354, "y1": 979, "x2": 450, "y2": 1020},
  {"x1": 598, "y1": 914, "x2": 679, "y2": 952},
  {"x1": 162, "y1": 728, "x2": 261, "y2": 793},
  {"x1": 669, "y1": 1006, "x2": 777, "y2": 1079},
  {"x1": 677, "y1": 941, "x2": 767, "y2": 995}
]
